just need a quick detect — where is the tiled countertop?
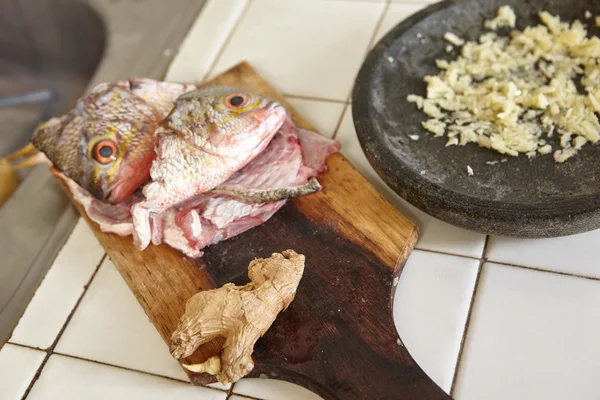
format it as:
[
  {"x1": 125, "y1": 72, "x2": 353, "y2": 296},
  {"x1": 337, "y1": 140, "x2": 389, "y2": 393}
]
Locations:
[{"x1": 3, "y1": 0, "x2": 600, "y2": 399}]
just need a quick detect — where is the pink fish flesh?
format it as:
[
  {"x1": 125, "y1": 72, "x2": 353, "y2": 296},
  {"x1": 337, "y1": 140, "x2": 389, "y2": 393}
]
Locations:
[{"x1": 62, "y1": 117, "x2": 340, "y2": 257}]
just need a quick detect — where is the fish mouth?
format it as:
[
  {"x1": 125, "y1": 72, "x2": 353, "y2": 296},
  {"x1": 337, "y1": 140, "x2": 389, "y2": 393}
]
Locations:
[
  {"x1": 254, "y1": 101, "x2": 286, "y2": 131},
  {"x1": 105, "y1": 175, "x2": 147, "y2": 204},
  {"x1": 104, "y1": 158, "x2": 153, "y2": 204},
  {"x1": 267, "y1": 101, "x2": 285, "y2": 116}
]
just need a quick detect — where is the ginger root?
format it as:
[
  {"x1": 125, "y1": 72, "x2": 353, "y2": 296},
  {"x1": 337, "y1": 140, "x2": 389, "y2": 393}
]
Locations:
[{"x1": 170, "y1": 249, "x2": 305, "y2": 384}]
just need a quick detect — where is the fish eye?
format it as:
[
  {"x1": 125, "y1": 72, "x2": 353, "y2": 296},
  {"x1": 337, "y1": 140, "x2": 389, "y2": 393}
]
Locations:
[
  {"x1": 225, "y1": 93, "x2": 249, "y2": 109},
  {"x1": 93, "y1": 140, "x2": 118, "y2": 164}
]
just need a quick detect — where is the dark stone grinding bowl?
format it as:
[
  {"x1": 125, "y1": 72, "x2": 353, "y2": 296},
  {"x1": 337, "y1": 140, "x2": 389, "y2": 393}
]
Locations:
[{"x1": 352, "y1": 0, "x2": 600, "y2": 238}]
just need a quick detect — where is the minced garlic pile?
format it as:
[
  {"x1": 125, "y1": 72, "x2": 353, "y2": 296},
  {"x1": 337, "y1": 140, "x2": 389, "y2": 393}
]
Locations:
[{"x1": 407, "y1": 6, "x2": 600, "y2": 163}]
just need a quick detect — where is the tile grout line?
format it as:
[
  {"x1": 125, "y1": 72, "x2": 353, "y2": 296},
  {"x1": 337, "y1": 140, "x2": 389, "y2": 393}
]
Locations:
[
  {"x1": 19, "y1": 252, "x2": 107, "y2": 400},
  {"x1": 225, "y1": 382, "x2": 236, "y2": 399},
  {"x1": 484, "y1": 259, "x2": 600, "y2": 283},
  {"x1": 363, "y1": 0, "x2": 392, "y2": 60},
  {"x1": 49, "y1": 353, "x2": 227, "y2": 394},
  {"x1": 413, "y1": 246, "x2": 481, "y2": 261},
  {"x1": 227, "y1": 391, "x2": 266, "y2": 400},
  {"x1": 10, "y1": 341, "x2": 231, "y2": 395},
  {"x1": 448, "y1": 235, "x2": 489, "y2": 396},
  {"x1": 329, "y1": 237, "x2": 600, "y2": 283},
  {"x1": 202, "y1": 0, "x2": 254, "y2": 82},
  {"x1": 152, "y1": 1, "x2": 209, "y2": 79},
  {"x1": 368, "y1": 0, "x2": 392, "y2": 50},
  {"x1": 332, "y1": 103, "x2": 351, "y2": 141},
  {"x1": 333, "y1": 0, "x2": 390, "y2": 140},
  {"x1": 53, "y1": 353, "x2": 189, "y2": 386},
  {"x1": 409, "y1": 244, "x2": 600, "y2": 283}
]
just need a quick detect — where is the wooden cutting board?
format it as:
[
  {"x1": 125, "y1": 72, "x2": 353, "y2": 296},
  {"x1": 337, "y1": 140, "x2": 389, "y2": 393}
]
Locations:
[{"x1": 56, "y1": 62, "x2": 449, "y2": 400}]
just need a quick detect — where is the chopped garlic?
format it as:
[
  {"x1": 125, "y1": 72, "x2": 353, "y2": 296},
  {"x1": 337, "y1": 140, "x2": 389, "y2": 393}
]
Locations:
[
  {"x1": 444, "y1": 32, "x2": 465, "y2": 46},
  {"x1": 467, "y1": 165, "x2": 474, "y2": 176},
  {"x1": 588, "y1": 91, "x2": 600, "y2": 112},
  {"x1": 538, "y1": 144, "x2": 552, "y2": 154},
  {"x1": 436, "y1": 59, "x2": 449, "y2": 69},
  {"x1": 423, "y1": 100, "x2": 445, "y2": 119},
  {"x1": 585, "y1": 11, "x2": 592, "y2": 19},
  {"x1": 554, "y1": 148, "x2": 577, "y2": 163},
  {"x1": 573, "y1": 136, "x2": 587, "y2": 149},
  {"x1": 596, "y1": 16, "x2": 600, "y2": 27},
  {"x1": 536, "y1": 94, "x2": 549, "y2": 109},
  {"x1": 422, "y1": 119, "x2": 446, "y2": 136},
  {"x1": 486, "y1": 160, "x2": 499, "y2": 165},
  {"x1": 446, "y1": 137, "x2": 459, "y2": 146},
  {"x1": 408, "y1": 134, "x2": 420, "y2": 141},
  {"x1": 477, "y1": 135, "x2": 492, "y2": 148},
  {"x1": 446, "y1": 44, "x2": 454, "y2": 53},
  {"x1": 407, "y1": 6, "x2": 600, "y2": 163},
  {"x1": 406, "y1": 94, "x2": 424, "y2": 109},
  {"x1": 539, "y1": 11, "x2": 563, "y2": 34},
  {"x1": 484, "y1": 5, "x2": 517, "y2": 30}
]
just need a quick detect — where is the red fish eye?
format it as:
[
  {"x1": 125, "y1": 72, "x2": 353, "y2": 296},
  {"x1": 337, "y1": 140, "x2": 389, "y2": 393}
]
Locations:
[
  {"x1": 93, "y1": 140, "x2": 117, "y2": 164},
  {"x1": 225, "y1": 94, "x2": 249, "y2": 109}
]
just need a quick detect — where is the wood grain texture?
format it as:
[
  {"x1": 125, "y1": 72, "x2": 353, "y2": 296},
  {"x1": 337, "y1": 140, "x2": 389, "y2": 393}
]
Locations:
[{"x1": 56, "y1": 62, "x2": 448, "y2": 399}]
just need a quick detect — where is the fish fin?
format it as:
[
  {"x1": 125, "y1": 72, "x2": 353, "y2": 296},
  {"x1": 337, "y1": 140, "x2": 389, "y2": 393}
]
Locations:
[{"x1": 213, "y1": 177, "x2": 321, "y2": 203}]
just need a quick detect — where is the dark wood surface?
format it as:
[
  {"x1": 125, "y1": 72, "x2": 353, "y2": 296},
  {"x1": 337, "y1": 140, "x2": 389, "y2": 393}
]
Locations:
[
  {"x1": 57, "y1": 62, "x2": 449, "y2": 400},
  {"x1": 353, "y1": 0, "x2": 600, "y2": 238}
]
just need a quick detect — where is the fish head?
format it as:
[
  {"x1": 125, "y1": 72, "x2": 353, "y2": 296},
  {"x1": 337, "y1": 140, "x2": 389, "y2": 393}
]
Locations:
[
  {"x1": 32, "y1": 82, "x2": 160, "y2": 204},
  {"x1": 171, "y1": 85, "x2": 287, "y2": 150}
]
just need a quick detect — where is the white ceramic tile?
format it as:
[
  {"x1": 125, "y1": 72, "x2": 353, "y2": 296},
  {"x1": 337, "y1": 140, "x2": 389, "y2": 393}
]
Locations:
[
  {"x1": 374, "y1": 3, "x2": 427, "y2": 44},
  {"x1": 487, "y1": 230, "x2": 600, "y2": 279},
  {"x1": 234, "y1": 378, "x2": 323, "y2": 400},
  {"x1": 27, "y1": 354, "x2": 226, "y2": 400},
  {"x1": 285, "y1": 97, "x2": 345, "y2": 138},
  {"x1": 10, "y1": 219, "x2": 105, "y2": 349},
  {"x1": 165, "y1": 0, "x2": 248, "y2": 83},
  {"x1": 211, "y1": 0, "x2": 385, "y2": 101},
  {"x1": 0, "y1": 344, "x2": 45, "y2": 400},
  {"x1": 208, "y1": 381, "x2": 231, "y2": 391},
  {"x1": 54, "y1": 258, "x2": 195, "y2": 383},
  {"x1": 454, "y1": 263, "x2": 600, "y2": 400},
  {"x1": 394, "y1": 250, "x2": 478, "y2": 393},
  {"x1": 336, "y1": 109, "x2": 487, "y2": 257},
  {"x1": 414, "y1": 215, "x2": 486, "y2": 258}
]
